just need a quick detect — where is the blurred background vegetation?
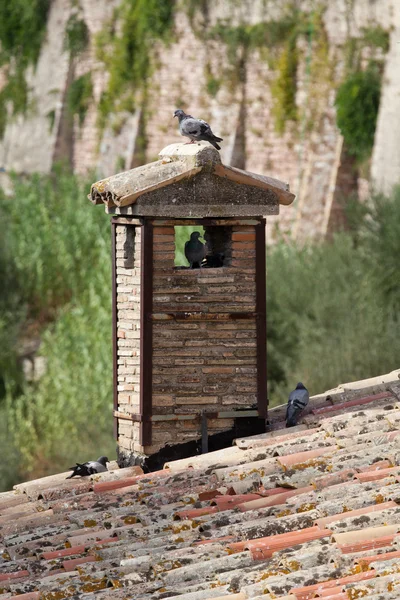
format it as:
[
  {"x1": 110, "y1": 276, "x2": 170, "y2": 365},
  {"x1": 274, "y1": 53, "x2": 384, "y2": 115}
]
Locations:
[{"x1": 0, "y1": 172, "x2": 399, "y2": 490}]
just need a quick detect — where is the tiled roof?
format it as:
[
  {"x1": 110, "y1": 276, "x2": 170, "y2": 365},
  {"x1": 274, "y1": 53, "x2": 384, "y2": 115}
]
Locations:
[{"x1": 1, "y1": 371, "x2": 400, "y2": 600}]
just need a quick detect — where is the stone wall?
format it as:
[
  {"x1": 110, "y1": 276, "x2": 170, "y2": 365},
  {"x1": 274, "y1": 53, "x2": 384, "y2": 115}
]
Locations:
[{"x1": 1, "y1": 1, "x2": 400, "y2": 240}]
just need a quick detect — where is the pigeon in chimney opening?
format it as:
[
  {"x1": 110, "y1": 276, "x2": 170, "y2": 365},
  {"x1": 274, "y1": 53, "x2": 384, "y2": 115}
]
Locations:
[
  {"x1": 173, "y1": 109, "x2": 223, "y2": 150},
  {"x1": 185, "y1": 231, "x2": 208, "y2": 269},
  {"x1": 66, "y1": 456, "x2": 109, "y2": 479},
  {"x1": 286, "y1": 383, "x2": 309, "y2": 427}
]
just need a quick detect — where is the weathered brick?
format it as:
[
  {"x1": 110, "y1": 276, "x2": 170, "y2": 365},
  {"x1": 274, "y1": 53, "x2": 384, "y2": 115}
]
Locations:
[
  {"x1": 203, "y1": 384, "x2": 235, "y2": 394},
  {"x1": 231, "y1": 241, "x2": 255, "y2": 250},
  {"x1": 236, "y1": 384, "x2": 258, "y2": 392},
  {"x1": 125, "y1": 331, "x2": 140, "y2": 339},
  {"x1": 175, "y1": 358, "x2": 205, "y2": 365},
  {"x1": 235, "y1": 348, "x2": 257, "y2": 356},
  {"x1": 236, "y1": 331, "x2": 257, "y2": 338},
  {"x1": 153, "y1": 234, "x2": 174, "y2": 243},
  {"x1": 176, "y1": 420, "x2": 198, "y2": 430},
  {"x1": 196, "y1": 277, "x2": 235, "y2": 284},
  {"x1": 152, "y1": 430, "x2": 174, "y2": 443},
  {"x1": 118, "y1": 349, "x2": 135, "y2": 357},
  {"x1": 153, "y1": 340, "x2": 183, "y2": 348},
  {"x1": 202, "y1": 367, "x2": 235, "y2": 374},
  {"x1": 154, "y1": 286, "x2": 202, "y2": 294},
  {"x1": 207, "y1": 418, "x2": 233, "y2": 429},
  {"x1": 222, "y1": 394, "x2": 257, "y2": 405},
  {"x1": 153, "y1": 227, "x2": 175, "y2": 235},
  {"x1": 153, "y1": 252, "x2": 175, "y2": 260},
  {"x1": 118, "y1": 338, "x2": 140, "y2": 348},
  {"x1": 176, "y1": 396, "x2": 218, "y2": 404},
  {"x1": 232, "y1": 233, "x2": 256, "y2": 241},
  {"x1": 152, "y1": 395, "x2": 174, "y2": 406}
]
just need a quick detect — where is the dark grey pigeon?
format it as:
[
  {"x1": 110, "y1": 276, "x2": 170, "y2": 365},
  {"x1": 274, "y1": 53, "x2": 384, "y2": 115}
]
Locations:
[
  {"x1": 66, "y1": 456, "x2": 109, "y2": 479},
  {"x1": 185, "y1": 231, "x2": 208, "y2": 269},
  {"x1": 286, "y1": 383, "x2": 309, "y2": 428},
  {"x1": 203, "y1": 252, "x2": 224, "y2": 268},
  {"x1": 174, "y1": 109, "x2": 223, "y2": 150}
]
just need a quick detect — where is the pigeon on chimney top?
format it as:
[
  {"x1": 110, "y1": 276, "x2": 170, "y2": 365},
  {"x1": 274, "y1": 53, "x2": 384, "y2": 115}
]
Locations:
[
  {"x1": 185, "y1": 231, "x2": 208, "y2": 269},
  {"x1": 173, "y1": 109, "x2": 223, "y2": 150},
  {"x1": 66, "y1": 456, "x2": 109, "y2": 478},
  {"x1": 285, "y1": 383, "x2": 309, "y2": 427}
]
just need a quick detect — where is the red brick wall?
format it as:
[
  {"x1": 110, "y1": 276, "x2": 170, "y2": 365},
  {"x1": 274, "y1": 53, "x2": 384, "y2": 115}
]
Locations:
[{"x1": 148, "y1": 222, "x2": 258, "y2": 452}]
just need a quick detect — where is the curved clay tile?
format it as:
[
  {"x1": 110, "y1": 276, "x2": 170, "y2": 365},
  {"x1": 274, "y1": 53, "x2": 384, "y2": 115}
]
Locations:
[
  {"x1": 333, "y1": 524, "x2": 400, "y2": 545},
  {"x1": 277, "y1": 446, "x2": 336, "y2": 469},
  {"x1": 354, "y1": 466, "x2": 400, "y2": 483},
  {"x1": 210, "y1": 493, "x2": 261, "y2": 509},
  {"x1": 311, "y1": 391, "x2": 393, "y2": 415},
  {"x1": 314, "y1": 501, "x2": 397, "y2": 529},
  {"x1": 290, "y1": 569, "x2": 377, "y2": 597},
  {"x1": 235, "y1": 427, "x2": 320, "y2": 450},
  {"x1": 238, "y1": 486, "x2": 314, "y2": 512},
  {"x1": 356, "y1": 548, "x2": 400, "y2": 566},
  {"x1": 338, "y1": 534, "x2": 396, "y2": 554}
]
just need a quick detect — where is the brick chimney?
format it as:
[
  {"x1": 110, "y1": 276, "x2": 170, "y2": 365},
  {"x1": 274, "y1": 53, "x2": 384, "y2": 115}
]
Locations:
[{"x1": 89, "y1": 142, "x2": 295, "y2": 468}]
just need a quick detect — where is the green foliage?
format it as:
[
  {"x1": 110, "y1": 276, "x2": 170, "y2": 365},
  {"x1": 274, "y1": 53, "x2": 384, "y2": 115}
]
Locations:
[
  {"x1": 204, "y1": 63, "x2": 221, "y2": 98},
  {"x1": 0, "y1": 0, "x2": 51, "y2": 139},
  {"x1": 96, "y1": 0, "x2": 176, "y2": 122},
  {"x1": 175, "y1": 226, "x2": 204, "y2": 267},
  {"x1": 67, "y1": 73, "x2": 93, "y2": 126},
  {"x1": 0, "y1": 0, "x2": 51, "y2": 67},
  {"x1": 64, "y1": 13, "x2": 89, "y2": 59},
  {"x1": 271, "y1": 37, "x2": 298, "y2": 133},
  {"x1": 0, "y1": 208, "x2": 24, "y2": 398},
  {"x1": 207, "y1": 15, "x2": 299, "y2": 82},
  {"x1": 0, "y1": 170, "x2": 114, "y2": 482},
  {"x1": 335, "y1": 62, "x2": 382, "y2": 162},
  {"x1": 267, "y1": 189, "x2": 400, "y2": 405},
  {"x1": 348, "y1": 187, "x2": 400, "y2": 311},
  {"x1": 0, "y1": 67, "x2": 29, "y2": 138},
  {"x1": 361, "y1": 25, "x2": 390, "y2": 53},
  {"x1": 206, "y1": 12, "x2": 302, "y2": 129},
  {"x1": 184, "y1": 0, "x2": 209, "y2": 23},
  {"x1": 46, "y1": 109, "x2": 56, "y2": 132}
]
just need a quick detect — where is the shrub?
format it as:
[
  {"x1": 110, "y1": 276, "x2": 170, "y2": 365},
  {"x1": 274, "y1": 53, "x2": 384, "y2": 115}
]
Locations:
[
  {"x1": 335, "y1": 62, "x2": 382, "y2": 162},
  {"x1": 64, "y1": 13, "x2": 89, "y2": 59},
  {"x1": 67, "y1": 73, "x2": 93, "y2": 126},
  {"x1": 0, "y1": 171, "x2": 114, "y2": 480},
  {"x1": 267, "y1": 190, "x2": 400, "y2": 405}
]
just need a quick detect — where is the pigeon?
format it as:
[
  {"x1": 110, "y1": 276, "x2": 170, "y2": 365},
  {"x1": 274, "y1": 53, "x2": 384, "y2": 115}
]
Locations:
[
  {"x1": 203, "y1": 252, "x2": 225, "y2": 268},
  {"x1": 185, "y1": 231, "x2": 208, "y2": 269},
  {"x1": 173, "y1": 109, "x2": 223, "y2": 150},
  {"x1": 66, "y1": 456, "x2": 109, "y2": 479},
  {"x1": 285, "y1": 383, "x2": 309, "y2": 428}
]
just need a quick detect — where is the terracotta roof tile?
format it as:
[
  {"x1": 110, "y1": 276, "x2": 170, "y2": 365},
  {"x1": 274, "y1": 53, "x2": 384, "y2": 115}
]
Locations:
[
  {"x1": 314, "y1": 501, "x2": 398, "y2": 528},
  {"x1": 0, "y1": 571, "x2": 30, "y2": 583},
  {"x1": 2, "y1": 379, "x2": 400, "y2": 598},
  {"x1": 62, "y1": 555, "x2": 97, "y2": 571},
  {"x1": 311, "y1": 391, "x2": 393, "y2": 414},
  {"x1": 356, "y1": 549, "x2": 400, "y2": 566}
]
